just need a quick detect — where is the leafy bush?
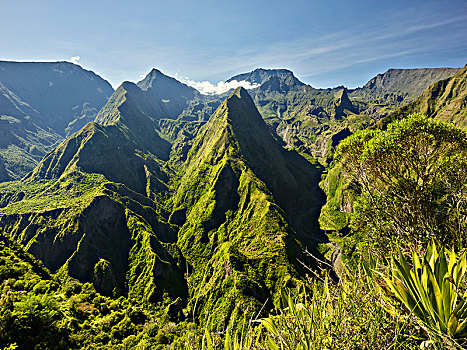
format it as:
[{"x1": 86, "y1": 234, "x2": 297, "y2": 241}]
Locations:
[{"x1": 335, "y1": 114, "x2": 467, "y2": 254}]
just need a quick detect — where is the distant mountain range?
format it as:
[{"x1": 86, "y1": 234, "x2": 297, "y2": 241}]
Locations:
[
  {"x1": 0, "y1": 61, "x2": 460, "y2": 181},
  {"x1": 380, "y1": 65, "x2": 467, "y2": 127}
]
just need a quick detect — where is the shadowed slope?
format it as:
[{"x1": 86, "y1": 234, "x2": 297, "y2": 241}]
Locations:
[
  {"x1": 378, "y1": 65, "x2": 467, "y2": 128},
  {"x1": 0, "y1": 82, "x2": 187, "y2": 300},
  {"x1": 137, "y1": 68, "x2": 199, "y2": 118},
  {"x1": 169, "y1": 87, "x2": 325, "y2": 325}
]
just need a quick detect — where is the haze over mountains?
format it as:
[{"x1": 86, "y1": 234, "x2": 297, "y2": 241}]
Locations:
[
  {"x1": 0, "y1": 61, "x2": 460, "y2": 182},
  {"x1": 0, "y1": 61, "x2": 113, "y2": 181}
]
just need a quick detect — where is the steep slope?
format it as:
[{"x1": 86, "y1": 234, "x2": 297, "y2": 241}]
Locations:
[
  {"x1": 229, "y1": 69, "x2": 364, "y2": 164},
  {"x1": 227, "y1": 68, "x2": 305, "y2": 87},
  {"x1": 319, "y1": 65, "x2": 467, "y2": 235},
  {"x1": 0, "y1": 155, "x2": 8, "y2": 182},
  {"x1": 261, "y1": 67, "x2": 461, "y2": 163},
  {"x1": 0, "y1": 61, "x2": 114, "y2": 135},
  {"x1": 350, "y1": 67, "x2": 461, "y2": 118},
  {"x1": 0, "y1": 227, "x2": 188, "y2": 349},
  {"x1": 0, "y1": 85, "x2": 327, "y2": 329},
  {"x1": 169, "y1": 87, "x2": 325, "y2": 324},
  {"x1": 351, "y1": 67, "x2": 460, "y2": 102},
  {"x1": 0, "y1": 81, "x2": 62, "y2": 180},
  {"x1": 137, "y1": 68, "x2": 199, "y2": 118},
  {"x1": 0, "y1": 61, "x2": 114, "y2": 179},
  {"x1": 381, "y1": 65, "x2": 467, "y2": 127},
  {"x1": 334, "y1": 88, "x2": 357, "y2": 119},
  {"x1": 0, "y1": 81, "x2": 186, "y2": 301}
]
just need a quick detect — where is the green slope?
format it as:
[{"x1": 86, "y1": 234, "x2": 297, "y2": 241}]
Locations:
[
  {"x1": 167, "y1": 87, "x2": 325, "y2": 324},
  {"x1": 0, "y1": 85, "x2": 328, "y2": 329},
  {"x1": 379, "y1": 65, "x2": 467, "y2": 128},
  {"x1": 0, "y1": 227, "x2": 191, "y2": 349},
  {"x1": 0, "y1": 81, "x2": 187, "y2": 301}
]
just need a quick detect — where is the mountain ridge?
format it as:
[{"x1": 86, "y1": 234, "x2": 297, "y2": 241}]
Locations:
[
  {"x1": 0, "y1": 86, "x2": 325, "y2": 325},
  {"x1": 227, "y1": 68, "x2": 305, "y2": 87},
  {"x1": 0, "y1": 61, "x2": 114, "y2": 179}
]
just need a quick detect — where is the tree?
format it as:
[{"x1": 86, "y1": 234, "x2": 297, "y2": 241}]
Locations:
[{"x1": 335, "y1": 113, "x2": 467, "y2": 252}]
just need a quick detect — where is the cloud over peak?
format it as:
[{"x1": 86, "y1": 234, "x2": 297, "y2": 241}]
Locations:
[
  {"x1": 70, "y1": 56, "x2": 80, "y2": 64},
  {"x1": 180, "y1": 77, "x2": 260, "y2": 95}
]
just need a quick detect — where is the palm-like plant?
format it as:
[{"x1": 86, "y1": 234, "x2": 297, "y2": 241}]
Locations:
[{"x1": 379, "y1": 241, "x2": 467, "y2": 339}]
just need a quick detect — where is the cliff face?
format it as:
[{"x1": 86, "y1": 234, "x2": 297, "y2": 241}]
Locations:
[
  {"x1": 0, "y1": 87, "x2": 326, "y2": 326},
  {"x1": 227, "y1": 68, "x2": 305, "y2": 86},
  {"x1": 0, "y1": 156, "x2": 9, "y2": 182},
  {"x1": 334, "y1": 88, "x2": 357, "y2": 119},
  {"x1": 0, "y1": 61, "x2": 114, "y2": 179},
  {"x1": 351, "y1": 67, "x2": 461, "y2": 104},
  {"x1": 320, "y1": 65, "x2": 467, "y2": 236},
  {"x1": 378, "y1": 65, "x2": 467, "y2": 128}
]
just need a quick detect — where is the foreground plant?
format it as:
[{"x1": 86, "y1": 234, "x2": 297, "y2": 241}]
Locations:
[
  {"x1": 258, "y1": 270, "x2": 415, "y2": 349},
  {"x1": 379, "y1": 241, "x2": 467, "y2": 344}
]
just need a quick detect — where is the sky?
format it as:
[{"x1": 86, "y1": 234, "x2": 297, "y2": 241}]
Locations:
[{"x1": 1, "y1": 0, "x2": 467, "y2": 90}]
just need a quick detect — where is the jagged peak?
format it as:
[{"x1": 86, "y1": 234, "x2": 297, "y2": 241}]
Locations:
[
  {"x1": 186, "y1": 86, "x2": 271, "y2": 165},
  {"x1": 334, "y1": 87, "x2": 349, "y2": 100},
  {"x1": 212, "y1": 86, "x2": 263, "y2": 126},
  {"x1": 227, "y1": 68, "x2": 305, "y2": 86},
  {"x1": 230, "y1": 86, "x2": 249, "y2": 99},
  {"x1": 95, "y1": 79, "x2": 168, "y2": 129},
  {"x1": 137, "y1": 68, "x2": 195, "y2": 93},
  {"x1": 334, "y1": 88, "x2": 356, "y2": 118},
  {"x1": 139, "y1": 68, "x2": 164, "y2": 82}
]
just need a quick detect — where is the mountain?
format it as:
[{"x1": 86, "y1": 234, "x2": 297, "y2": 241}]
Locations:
[
  {"x1": 380, "y1": 65, "x2": 467, "y2": 127},
  {"x1": 243, "y1": 67, "x2": 461, "y2": 164},
  {"x1": 349, "y1": 67, "x2": 461, "y2": 117},
  {"x1": 137, "y1": 68, "x2": 200, "y2": 118},
  {"x1": 0, "y1": 85, "x2": 326, "y2": 327},
  {"x1": 0, "y1": 61, "x2": 114, "y2": 179},
  {"x1": 0, "y1": 79, "x2": 185, "y2": 301},
  {"x1": 166, "y1": 87, "x2": 325, "y2": 323},
  {"x1": 227, "y1": 68, "x2": 305, "y2": 87},
  {"x1": 334, "y1": 88, "x2": 357, "y2": 119},
  {"x1": 0, "y1": 61, "x2": 114, "y2": 135},
  {"x1": 319, "y1": 64, "x2": 467, "y2": 234},
  {"x1": 227, "y1": 69, "x2": 363, "y2": 164}
]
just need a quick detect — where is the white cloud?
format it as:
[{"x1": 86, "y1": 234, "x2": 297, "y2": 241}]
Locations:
[
  {"x1": 180, "y1": 77, "x2": 260, "y2": 95},
  {"x1": 70, "y1": 56, "x2": 81, "y2": 64}
]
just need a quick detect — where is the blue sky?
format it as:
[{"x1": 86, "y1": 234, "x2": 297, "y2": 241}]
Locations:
[{"x1": 1, "y1": 0, "x2": 466, "y2": 89}]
